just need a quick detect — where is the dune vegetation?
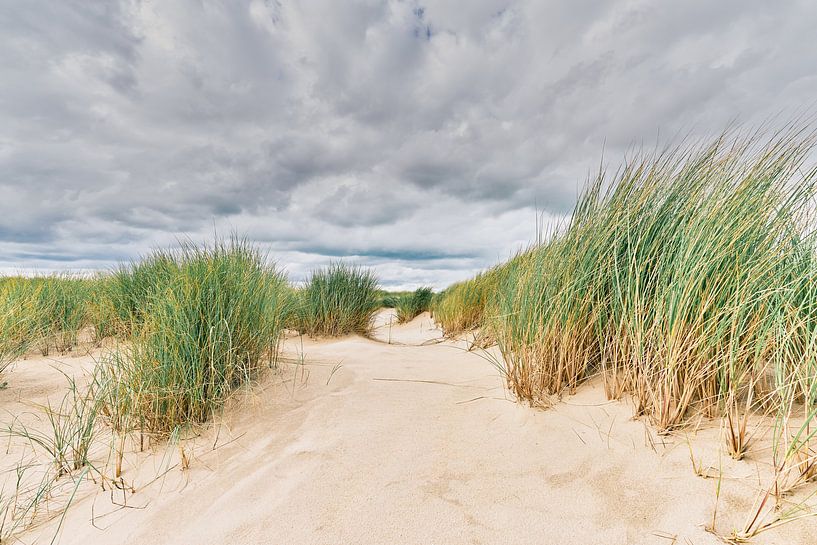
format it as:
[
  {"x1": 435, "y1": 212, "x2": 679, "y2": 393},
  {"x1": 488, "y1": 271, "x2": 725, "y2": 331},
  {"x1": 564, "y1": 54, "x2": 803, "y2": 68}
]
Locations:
[
  {"x1": 96, "y1": 240, "x2": 291, "y2": 436},
  {"x1": 429, "y1": 131, "x2": 817, "y2": 527},
  {"x1": 0, "y1": 278, "x2": 39, "y2": 375},
  {"x1": 395, "y1": 287, "x2": 433, "y2": 323},
  {"x1": 292, "y1": 262, "x2": 380, "y2": 337},
  {"x1": 0, "y1": 276, "x2": 93, "y2": 377},
  {"x1": 440, "y1": 132, "x2": 817, "y2": 428},
  {"x1": 0, "y1": 241, "x2": 390, "y2": 540},
  {"x1": 377, "y1": 289, "x2": 412, "y2": 309},
  {"x1": 430, "y1": 252, "x2": 529, "y2": 337},
  {"x1": 0, "y1": 249, "x2": 382, "y2": 392},
  {"x1": 496, "y1": 133, "x2": 817, "y2": 429},
  {"x1": 430, "y1": 274, "x2": 495, "y2": 336}
]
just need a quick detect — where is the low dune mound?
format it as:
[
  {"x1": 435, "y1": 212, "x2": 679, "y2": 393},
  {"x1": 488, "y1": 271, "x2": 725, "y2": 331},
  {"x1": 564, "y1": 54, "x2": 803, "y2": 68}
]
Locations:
[{"x1": 369, "y1": 309, "x2": 443, "y2": 346}]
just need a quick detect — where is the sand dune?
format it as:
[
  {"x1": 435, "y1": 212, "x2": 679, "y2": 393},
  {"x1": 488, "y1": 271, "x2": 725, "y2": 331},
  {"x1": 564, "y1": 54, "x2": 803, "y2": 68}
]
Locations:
[{"x1": 1, "y1": 310, "x2": 814, "y2": 544}]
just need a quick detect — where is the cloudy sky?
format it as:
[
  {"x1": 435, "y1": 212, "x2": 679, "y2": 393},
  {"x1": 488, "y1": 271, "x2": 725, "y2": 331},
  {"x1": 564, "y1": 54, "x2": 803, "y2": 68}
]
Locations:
[{"x1": 2, "y1": 1, "x2": 816, "y2": 288}]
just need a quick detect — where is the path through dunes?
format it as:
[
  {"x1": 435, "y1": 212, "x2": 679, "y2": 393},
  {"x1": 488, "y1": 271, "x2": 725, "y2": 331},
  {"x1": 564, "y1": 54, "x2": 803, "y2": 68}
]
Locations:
[{"x1": 11, "y1": 310, "x2": 816, "y2": 544}]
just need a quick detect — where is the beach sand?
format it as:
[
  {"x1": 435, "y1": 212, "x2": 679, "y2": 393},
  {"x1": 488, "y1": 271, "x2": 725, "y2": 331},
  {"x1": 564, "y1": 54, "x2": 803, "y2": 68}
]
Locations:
[{"x1": 2, "y1": 310, "x2": 815, "y2": 544}]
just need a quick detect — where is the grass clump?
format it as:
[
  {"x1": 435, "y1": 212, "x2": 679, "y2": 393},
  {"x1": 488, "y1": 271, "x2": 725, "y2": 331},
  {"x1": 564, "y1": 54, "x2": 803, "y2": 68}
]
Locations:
[
  {"x1": 395, "y1": 287, "x2": 433, "y2": 323},
  {"x1": 103, "y1": 253, "x2": 179, "y2": 336},
  {"x1": 31, "y1": 276, "x2": 91, "y2": 355},
  {"x1": 430, "y1": 278, "x2": 488, "y2": 335},
  {"x1": 294, "y1": 263, "x2": 379, "y2": 337},
  {"x1": 0, "y1": 276, "x2": 91, "y2": 376},
  {"x1": 492, "y1": 129, "x2": 817, "y2": 431},
  {"x1": 0, "y1": 279, "x2": 40, "y2": 377},
  {"x1": 431, "y1": 264, "x2": 511, "y2": 336},
  {"x1": 97, "y1": 240, "x2": 290, "y2": 435},
  {"x1": 377, "y1": 290, "x2": 410, "y2": 308},
  {"x1": 84, "y1": 276, "x2": 119, "y2": 342}
]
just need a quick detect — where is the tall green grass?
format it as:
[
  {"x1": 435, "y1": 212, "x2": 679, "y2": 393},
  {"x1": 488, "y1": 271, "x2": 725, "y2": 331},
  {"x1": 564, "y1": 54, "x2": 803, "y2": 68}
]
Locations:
[
  {"x1": 431, "y1": 254, "x2": 530, "y2": 336},
  {"x1": 84, "y1": 276, "x2": 119, "y2": 342},
  {"x1": 294, "y1": 263, "x2": 379, "y2": 337},
  {"x1": 431, "y1": 275, "x2": 495, "y2": 336},
  {"x1": 395, "y1": 287, "x2": 433, "y2": 323},
  {"x1": 97, "y1": 240, "x2": 291, "y2": 435},
  {"x1": 0, "y1": 276, "x2": 91, "y2": 374},
  {"x1": 0, "y1": 278, "x2": 39, "y2": 375},
  {"x1": 103, "y1": 253, "x2": 179, "y2": 336},
  {"x1": 491, "y1": 130, "x2": 817, "y2": 431},
  {"x1": 377, "y1": 290, "x2": 410, "y2": 309},
  {"x1": 33, "y1": 276, "x2": 91, "y2": 355}
]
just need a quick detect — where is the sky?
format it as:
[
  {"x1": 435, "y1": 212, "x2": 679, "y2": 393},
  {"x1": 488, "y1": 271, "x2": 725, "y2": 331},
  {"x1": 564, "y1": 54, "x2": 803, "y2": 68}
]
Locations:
[{"x1": 2, "y1": 1, "x2": 817, "y2": 289}]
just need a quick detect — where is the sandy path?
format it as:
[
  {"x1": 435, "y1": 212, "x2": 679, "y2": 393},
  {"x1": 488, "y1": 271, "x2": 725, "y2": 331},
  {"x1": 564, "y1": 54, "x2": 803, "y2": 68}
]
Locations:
[{"x1": 6, "y1": 311, "x2": 816, "y2": 544}]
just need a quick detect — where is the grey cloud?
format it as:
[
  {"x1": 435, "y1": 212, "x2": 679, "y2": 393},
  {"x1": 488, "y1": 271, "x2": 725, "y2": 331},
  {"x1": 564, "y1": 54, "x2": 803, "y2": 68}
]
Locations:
[{"x1": 2, "y1": 0, "x2": 817, "y2": 287}]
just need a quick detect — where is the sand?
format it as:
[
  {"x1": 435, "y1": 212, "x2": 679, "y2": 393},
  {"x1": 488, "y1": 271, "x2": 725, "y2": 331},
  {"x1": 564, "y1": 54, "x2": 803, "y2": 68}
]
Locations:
[{"x1": 2, "y1": 310, "x2": 816, "y2": 544}]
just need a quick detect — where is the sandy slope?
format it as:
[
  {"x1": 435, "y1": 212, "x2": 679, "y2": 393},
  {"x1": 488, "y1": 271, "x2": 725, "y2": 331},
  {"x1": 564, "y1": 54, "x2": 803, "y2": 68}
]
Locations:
[{"x1": 3, "y1": 310, "x2": 816, "y2": 544}]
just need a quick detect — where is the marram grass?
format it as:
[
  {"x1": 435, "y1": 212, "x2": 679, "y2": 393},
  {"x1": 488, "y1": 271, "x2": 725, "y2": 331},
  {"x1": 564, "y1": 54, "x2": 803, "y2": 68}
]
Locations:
[
  {"x1": 103, "y1": 252, "x2": 179, "y2": 336},
  {"x1": 377, "y1": 290, "x2": 410, "y2": 309},
  {"x1": 97, "y1": 240, "x2": 291, "y2": 435},
  {"x1": 488, "y1": 130, "x2": 817, "y2": 431},
  {"x1": 32, "y1": 276, "x2": 91, "y2": 355},
  {"x1": 431, "y1": 275, "x2": 495, "y2": 336},
  {"x1": 0, "y1": 275, "x2": 92, "y2": 375},
  {"x1": 0, "y1": 278, "x2": 40, "y2": 374},
  {"x1": 293, "y1": 262, "x2": 380, "y2": 337},
  {"x1": 395, "y1": 287, "x2": 433, "y2": 323},
  {"x1": 431, "y1": 253, "x2": 529, "y2": 337}
]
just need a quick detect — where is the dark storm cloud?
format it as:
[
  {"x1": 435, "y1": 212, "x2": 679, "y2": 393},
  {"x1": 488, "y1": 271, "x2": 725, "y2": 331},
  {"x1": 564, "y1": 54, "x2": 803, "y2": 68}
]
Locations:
[{"x1": 2, "y1": 0, "x2": 817, "y2": 287}]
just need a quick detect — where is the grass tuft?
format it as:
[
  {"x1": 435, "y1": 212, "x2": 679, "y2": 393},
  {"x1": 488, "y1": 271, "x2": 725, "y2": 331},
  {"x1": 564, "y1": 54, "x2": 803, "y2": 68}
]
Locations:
[
  {"x1": 293, "y1": 262, "x2": 380, "y2": 337},
  {"x1": 395, "y1": 287, "x2": 433, "y2": 323},
  {"x1": 0, "y1": 276, "x2": 91, "y2": 377},
  {"x1": 96, "y1": 239, "x2": 290, "y2": 436}
]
